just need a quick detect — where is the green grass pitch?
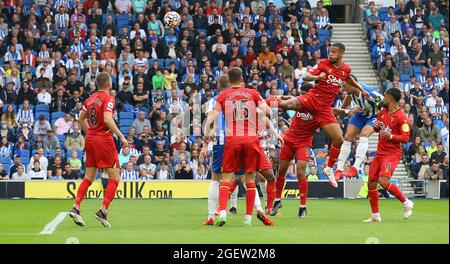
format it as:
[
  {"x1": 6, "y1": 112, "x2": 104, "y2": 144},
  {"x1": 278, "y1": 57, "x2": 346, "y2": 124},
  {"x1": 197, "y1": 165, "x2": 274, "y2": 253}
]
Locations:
[{"x1": 0, "y1": 199, "x2": 448, "y2": 244}]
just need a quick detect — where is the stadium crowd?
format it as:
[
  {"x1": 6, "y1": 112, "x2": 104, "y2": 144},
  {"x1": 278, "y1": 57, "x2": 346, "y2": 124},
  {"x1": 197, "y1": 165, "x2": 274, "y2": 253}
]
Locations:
[
  {"x1": 0, "y1": 0, "x2": 447, "y2": 192},
  {"x1": 364, "y1": 0, "x2": 449, "y2": 190}
]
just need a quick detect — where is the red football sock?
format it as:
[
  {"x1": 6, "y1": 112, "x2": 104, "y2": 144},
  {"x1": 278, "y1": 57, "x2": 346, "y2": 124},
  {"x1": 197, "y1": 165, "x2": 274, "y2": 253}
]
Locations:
[
  {"x1": 384, "y1": 182, "x2": 407, "y2": 203},
  {"x1": 327, "y1": 144, "x2": 341, "y2": 168},
  {"x1": 75, "y1": 178, "x2": 92, "y2": 207},
  {"x1": 245, "y1": 182, "x2": 256, "y2": 216},
  {"x1": 218, "y1": 182, "x2": 231, "y2": 211},
  {"x1": 368, "y1": 187, "x2": 379, "y2": 214},
  {"x1": 266, "y1": 181, "x2": 276, "y2": 210},
  {"x1": 275, "y1": 173, "x2": 286, "y2": 199},
  {"x1": 103, "y1": 178, "x2": 119, "y2": 210},
  {"x1": 229, "y1": 181, "x2": 238, "y2": 194},
  {"x1": 298, "y1": 178, "x2": 308, "y2": 206}
]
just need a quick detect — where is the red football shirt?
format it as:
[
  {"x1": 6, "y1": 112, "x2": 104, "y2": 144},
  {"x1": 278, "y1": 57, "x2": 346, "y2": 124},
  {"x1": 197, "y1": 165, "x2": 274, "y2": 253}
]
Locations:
[
  {"x1": 284, "y1": 102, "x2": 320, "y2": 146},
  {"x1": 82, "y1": 91, "x2": 115, "y2": 138},
  {"x1": 215, "y1": 87, "x2": 264, "y2": 143},
  {"x1": 374, "y1": 107, "x2": 410, "y2": 157},
  {"x1": 307, "y1": 58, "x2": 352, "y2": 107}
]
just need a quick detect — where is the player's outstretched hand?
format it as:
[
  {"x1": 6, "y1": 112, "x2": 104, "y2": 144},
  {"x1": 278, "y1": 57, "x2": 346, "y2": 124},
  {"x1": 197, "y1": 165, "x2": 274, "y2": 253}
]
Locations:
[
  {"x1": 275, "y1": 134, "x2": 284, "y2": 147},
  {"x1": 318, "y1": 72, "x2": 326, "y2": 81}
]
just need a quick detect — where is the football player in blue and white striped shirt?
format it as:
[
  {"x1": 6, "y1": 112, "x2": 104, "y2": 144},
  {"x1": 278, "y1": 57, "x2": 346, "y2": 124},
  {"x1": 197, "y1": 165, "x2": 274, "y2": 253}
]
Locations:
[{"x1": 334, "y1": 75, "x2": 384, "y2": 179}]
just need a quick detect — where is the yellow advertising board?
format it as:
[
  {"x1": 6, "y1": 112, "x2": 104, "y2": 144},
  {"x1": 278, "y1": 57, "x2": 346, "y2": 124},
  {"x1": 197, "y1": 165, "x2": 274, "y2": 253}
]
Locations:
[{"x1": 25, "y1": 181, "x2": 210, "y2": 199}]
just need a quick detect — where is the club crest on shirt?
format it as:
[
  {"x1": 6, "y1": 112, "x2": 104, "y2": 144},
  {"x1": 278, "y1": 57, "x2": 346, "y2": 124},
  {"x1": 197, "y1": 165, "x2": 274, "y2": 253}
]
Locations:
[
  {"x1": 385, "y1": 162, "x2": 391, "y2": 172},
  {"x1": 402, "y1": 123, "x2": 410, "y2": 132}
]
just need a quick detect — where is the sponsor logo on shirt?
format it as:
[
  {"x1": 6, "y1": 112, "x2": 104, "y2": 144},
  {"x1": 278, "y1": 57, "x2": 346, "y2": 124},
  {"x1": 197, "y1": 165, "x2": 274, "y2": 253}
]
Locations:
[
  {"x1": 326, "y1": 74, "x2": 344, "y2": 87},
  {"x1": 296, "y1": 112, "x2": 314, "y2": 121}
]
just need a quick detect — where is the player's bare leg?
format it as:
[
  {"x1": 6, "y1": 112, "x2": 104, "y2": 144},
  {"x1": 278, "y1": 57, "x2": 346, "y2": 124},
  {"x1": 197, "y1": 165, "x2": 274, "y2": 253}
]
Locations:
[
  {"x1": 336, "y1": 124, "x2": 360, "y2": 180},
  {"x1": 378, "y1": 176, "x2": 414, "y2": 219},
  {"x1": 342, "y1": 125, "x2": 374, "y2": 178},
  {"x1": 296, "y1": 160, "x2": 308, "y2": 219},
  {"x1": 271, "y1": 159, "x2": 290, "y2": 216},
  {"x1": 258, "y1": 169, "x2": 276, "y2": 214},
  {"x1": 216, "y1": 172, "x2": 234, "y2": 227},
  {"x1": 364, "y1": 180, "x2": 382, "y2": 222},
  {"x1": 95, "y1": 166, "x2": 121, "y2": 228},
  {"x1": 68, "y1": 167, "x2": 98, "y2": 226},
  {"x1": 321, "y1": 123, "x2": 344, "y2": 188},
  {"x1": 205, "y1": 172, "x2": 221, "y2": 225},
  {"x1": 243, "y1": 171, "x2": 257, "y2": 227}
]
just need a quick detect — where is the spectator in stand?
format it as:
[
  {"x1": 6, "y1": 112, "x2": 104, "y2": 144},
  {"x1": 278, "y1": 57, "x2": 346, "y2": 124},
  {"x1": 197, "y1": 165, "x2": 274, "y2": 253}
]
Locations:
[
  {"x1": 11, "y1": 165, "x2": 29, "y2": 180},
  {"x1": 0, "y1": 136, "x2": 12, "y2": 158},
  {"x1": 43, "y1": 130, "x2": 61, "y2": 151},
  {"x1": 132, "y1": 111, "x2": 152, "y2": 135},
  {"x1": 379, "y1": 59, "x2": 399, "y2": 92},
  {"x1": 29, "y1": 160, "x2": 47, "y2": 180},
  {"x1": 424, "y1": 161, "x2": 444, "y2": 180},
  {"x1": 34, "y1": 115, "x2": 52, "y2": 137},
  {"x1": 139, "y1": 154, "x2": 156, "y2": 180},
  {"x1": 121, "y1": 162, "x2": 139, "y2": 180},
  {"x1": 174, "y1": 159, "x2": 193, "y2": 179},
  {"x1": 0, "y1": 163, "x2": 9, "y2": 180},
  {"x1": 64, "y1": 123, "x2": 85, "y2": 151},
  {"x1": 63, "y1": 164, "x2": 79, "y2": 180},
  {"x1": 431, "y1": 142, "x2": 447, "y2": 164},
  {"x1": 47, "y1": 156, "x2": 64, "y2": 179},
  {"x1": 68, "y1": 150, "x2": 82, "y2": 175},
  {"x1": 419, "y1": 117, "x2": 442, "y2": 144},
  {"x1": 54, "y1": 113, "x2": 74, "y2": 135},
  {"x1": 412, "y1": 153, "x2": 430, "y2": 179},
  {"x1": 118, "y1": 145, "x2": 132, "y2": 167}
]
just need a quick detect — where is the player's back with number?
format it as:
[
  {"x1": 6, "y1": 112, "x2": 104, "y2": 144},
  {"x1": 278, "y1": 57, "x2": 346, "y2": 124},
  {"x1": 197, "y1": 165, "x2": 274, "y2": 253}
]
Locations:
[
  {"x1": 215, "y1": 87, "x2": 263, "y2": 143},
  {"x1": 215, "y1": 87, "x2": 265, "y2": 173},
  {"x1": 83, "y1": 91, "x2": 115, "y2": 139}
]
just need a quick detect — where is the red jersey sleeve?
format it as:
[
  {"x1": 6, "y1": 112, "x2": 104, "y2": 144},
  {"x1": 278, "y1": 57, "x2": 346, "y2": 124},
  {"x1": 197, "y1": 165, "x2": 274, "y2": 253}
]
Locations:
[
  {"x1": 307, "y1": 59, "x2": 323, "y2": 75},
  {"x1": 390, "y1": 115, "x2": 410, "y2": 144},
  {"x1": 103, "y1": 95, "x2": 115, "y2": 114}
]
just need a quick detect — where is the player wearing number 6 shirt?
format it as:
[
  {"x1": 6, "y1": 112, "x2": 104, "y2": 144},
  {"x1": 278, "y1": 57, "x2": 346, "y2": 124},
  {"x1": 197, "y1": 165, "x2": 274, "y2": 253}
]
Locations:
[
  {"x1": 205, "y1": 67, "x2": 271, "y2": 227},
  {"x1": 363, "y1": 88, "x2": 414, "y2": 223},
  {"x1": 68, "y1": 72, "x2": 128, "y2": 228}
]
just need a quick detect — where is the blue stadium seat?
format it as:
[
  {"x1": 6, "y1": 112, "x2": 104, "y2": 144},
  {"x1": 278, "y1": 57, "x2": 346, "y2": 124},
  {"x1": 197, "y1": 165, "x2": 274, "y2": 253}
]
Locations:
[
  {"x1": 2, "y1": 104, "x2": 17, "y2": 113},
  {"x1": 102, "y1": 13, "x2": 115, "y2": 24},
  {"x1": 35, "y1": 111, "x2": 50, "y2": 121},
  {"x1": 400, "y1": 74, "x2": 410, "y2": 84},
  {"x1": 378, "y1": 7, "x2": 389, "y2": 21},
  {"x1": 35, "y1": 104, "x2": 50, "y2": 113},
  {"x1": 56, "y1": 135, "x2": 66, "y2": 147},
  {"x1": 413, "y1": 65, "x2": 422, "y2": 76},
  {"x1": 51, "y1": 112, "x2": 65, "y2": 123},
  {"x1": 120, "y1": 127, "x2": 130, "y2": 136},
  {"x1": 120, "y1": 119, "x2": 133, "y2": 127},
  {"x1": 165, "y1": 59, "x2": 180, "y2": 70},
  {"x1": 0, "y1": 157, "x2": 12, "y2": 171},
  {"x1": 119, "y1": 112, "x2": 134, "y2": 120}
]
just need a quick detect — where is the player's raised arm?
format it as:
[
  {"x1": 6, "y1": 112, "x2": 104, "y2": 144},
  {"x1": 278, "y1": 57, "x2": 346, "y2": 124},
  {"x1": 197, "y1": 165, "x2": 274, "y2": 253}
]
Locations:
[
  {"x1": 302, "y1": 61, "x2": 326, "y2": 82},
  {"x1": 332, "y1": 95, "x2": 362, "y2": 116},
  {"x1": 345, "y1": 75, "x2": 371, "y2": 100}
]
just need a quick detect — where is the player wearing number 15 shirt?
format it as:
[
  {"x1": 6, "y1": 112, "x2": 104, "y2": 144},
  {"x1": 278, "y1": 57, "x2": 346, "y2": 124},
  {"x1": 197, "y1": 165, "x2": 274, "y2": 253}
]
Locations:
[{"x1": 68, "y1": 73, "x2": 128, "y2": 229}]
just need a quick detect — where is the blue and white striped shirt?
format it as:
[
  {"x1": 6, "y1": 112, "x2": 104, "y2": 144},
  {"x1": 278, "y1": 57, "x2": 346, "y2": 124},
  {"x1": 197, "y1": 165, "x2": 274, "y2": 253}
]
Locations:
[
  {"x1": 55, "y1": 13, "x2": 69, "y2": 29},
  {"x1": 315, "y1": 16, "x2": 330, "y2": 29},
  {"x1": 16, "y1": 108, "x2": 34, "y2": 125},
  {"x1": 434, "y1": 76, "x2": 447, "y2": 90},
  {"x1": 70, "y1": 42, "x2": 84, "y2": 58},
  {"x1": 121, "y1": 169, "x2": 139, "y2": 180},
  {"x1": 207, "y1": 96, "x2": 225, "y2": 146},
  {"x1": 350, "y1": 83, "x2": 383, "y2": 119}
]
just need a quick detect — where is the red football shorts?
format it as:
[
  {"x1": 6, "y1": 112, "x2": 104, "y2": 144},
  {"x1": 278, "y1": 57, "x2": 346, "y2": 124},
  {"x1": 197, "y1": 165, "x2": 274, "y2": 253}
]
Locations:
[
  {"x1": 369, "y1": 155, "x2": 401, "y2": 181},
  {"x1": 279, "y1": 138, "x2": 311, "y2": 162},
  {"x1": 222, "y1": 138, "x2": 262, "y2": 173},
  {"x1": 298, "y1": 94, "x2": 338, "y2": 127},
  {"x1": 85, "y1": 135, "x2": 120, "y2": 169},
  {"x1": 259, "y1": 147, "x2": 273, "y2": 171}
]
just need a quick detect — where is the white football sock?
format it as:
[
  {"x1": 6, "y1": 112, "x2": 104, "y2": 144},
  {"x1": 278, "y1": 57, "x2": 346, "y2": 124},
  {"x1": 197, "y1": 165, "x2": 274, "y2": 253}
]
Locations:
[
  {"x1": 354, "y1": 137, "x2": 369, "y2": 169},
  {"x1": 207, "y1": 180, "x2": 220, "y2": 219},
  {"x1": 260, "y1": 180, "x2": 267, "y2": 205},
  {"x1": 230, "y1": 185, "x2": 238, "y2": 209},
  {"x1": 337, "y1": 140, "x2": 352, "y2": 171}
]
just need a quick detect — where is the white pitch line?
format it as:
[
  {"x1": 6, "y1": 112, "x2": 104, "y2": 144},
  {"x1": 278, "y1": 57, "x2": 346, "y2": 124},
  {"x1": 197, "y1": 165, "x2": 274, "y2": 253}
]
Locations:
[{"x1": 39, "y1": 212, "x2": 67, "y2": 235}]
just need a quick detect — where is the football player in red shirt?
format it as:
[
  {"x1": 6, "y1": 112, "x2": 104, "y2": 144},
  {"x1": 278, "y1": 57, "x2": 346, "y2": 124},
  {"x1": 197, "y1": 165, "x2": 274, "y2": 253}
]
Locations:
[
  {"x1": 269, "y1": 43, "x2": 370, "y2": 187},
  {"x1": 68, "y1": 73, "x2": 128, "y2": 228},
  {"x1": 205, "y1": 67, "x2": 271, "y2": 227},
  {"x1": 364, "y1": 88, "x2": 414, "y2": 222}
]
